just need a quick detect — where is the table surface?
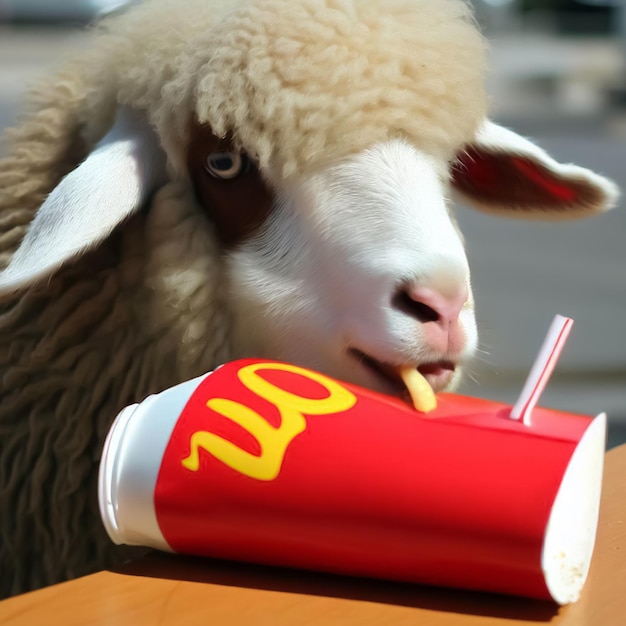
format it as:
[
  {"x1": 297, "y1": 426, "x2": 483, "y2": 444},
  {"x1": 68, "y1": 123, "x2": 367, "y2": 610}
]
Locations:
[{"x1": 1, "y1": 445, "x2": 625, "y2": 626}]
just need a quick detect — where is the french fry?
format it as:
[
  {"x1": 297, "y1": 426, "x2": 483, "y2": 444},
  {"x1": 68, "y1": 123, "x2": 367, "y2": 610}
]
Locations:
[{"x1": 398, "y1": 366, "x2": 437, "y2": 413}]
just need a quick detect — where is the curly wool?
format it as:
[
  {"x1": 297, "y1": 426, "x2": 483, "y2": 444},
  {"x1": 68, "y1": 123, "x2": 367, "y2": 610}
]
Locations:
[
  {"x1": 174, "y1": 0, "x2": 487, "y2": 178},
  {"x1": 0, "y1": 184, "x2": 233, "y2": 597},
  {"x1": 93, "y1": 0, "x2": 487, "y2": 178}
]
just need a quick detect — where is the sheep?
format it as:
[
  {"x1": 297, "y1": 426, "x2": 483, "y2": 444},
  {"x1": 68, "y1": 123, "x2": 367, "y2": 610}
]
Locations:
[{"x1": 0, "y1": 0, "x2": 618, "y2": 598}]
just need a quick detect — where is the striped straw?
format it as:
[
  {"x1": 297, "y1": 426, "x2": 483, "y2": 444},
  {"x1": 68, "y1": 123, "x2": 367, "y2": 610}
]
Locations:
[{"x1": 510, "y1": 315, "x2": 574, "y2": 426}]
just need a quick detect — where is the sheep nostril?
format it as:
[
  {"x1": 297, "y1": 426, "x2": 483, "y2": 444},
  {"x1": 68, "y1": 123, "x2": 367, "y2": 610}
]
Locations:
[{"x1": 392, "y1": 290, "x2": 440, "y2": 323}]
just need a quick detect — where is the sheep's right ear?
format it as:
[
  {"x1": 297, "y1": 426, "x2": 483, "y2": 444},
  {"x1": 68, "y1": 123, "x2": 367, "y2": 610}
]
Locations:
[{"x1": 0, "y1": 107, "x2": 166, "y2": 295}]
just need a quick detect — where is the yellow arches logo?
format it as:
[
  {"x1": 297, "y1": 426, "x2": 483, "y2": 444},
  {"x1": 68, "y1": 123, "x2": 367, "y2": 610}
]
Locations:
[{"x1": 181, "y1": 362, "x2": 357, "y2": 480}]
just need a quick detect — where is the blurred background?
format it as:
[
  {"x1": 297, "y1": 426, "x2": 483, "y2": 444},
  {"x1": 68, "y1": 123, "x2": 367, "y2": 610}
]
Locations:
[{"x1": 0, "y1": 1, "x2": 624, "y2": 445}]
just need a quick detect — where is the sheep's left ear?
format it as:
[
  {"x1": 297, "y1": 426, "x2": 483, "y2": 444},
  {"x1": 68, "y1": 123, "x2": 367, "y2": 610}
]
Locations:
[
  {"x1": 0, "y1": 107, "x2": 166, "y2": 295},
  {"x1": 451, "y1": 120, "x2": 619, "y2": 219}
]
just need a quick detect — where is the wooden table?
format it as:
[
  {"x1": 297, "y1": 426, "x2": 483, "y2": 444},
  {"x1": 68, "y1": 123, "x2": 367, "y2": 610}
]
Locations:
[{"x1": 1, "y1": 445, "x2": 625, "y2": 625}]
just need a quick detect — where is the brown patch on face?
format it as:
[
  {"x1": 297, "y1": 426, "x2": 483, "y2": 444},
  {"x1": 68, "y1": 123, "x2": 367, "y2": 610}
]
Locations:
[
  {"x1": 186, "y1": 120, "x2": 274, "y2": 246},
  {"x1": 451, "y1": 148, "x2": 603, "y2": 212}
]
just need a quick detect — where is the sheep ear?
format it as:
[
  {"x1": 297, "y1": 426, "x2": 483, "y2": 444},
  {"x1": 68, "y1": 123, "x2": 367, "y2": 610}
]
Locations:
[
  {"x1": 0, "y1": 107, "x2": 166, "y2": 295},
  {"x1": 451, "y1": 120, "x2": 619, "y2": 219}
]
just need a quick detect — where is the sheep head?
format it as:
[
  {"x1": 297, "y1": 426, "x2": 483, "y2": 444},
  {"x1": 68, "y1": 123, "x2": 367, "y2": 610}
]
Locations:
[{"x1": 0, "y1": 0, "x2": 618, "y2": 399}]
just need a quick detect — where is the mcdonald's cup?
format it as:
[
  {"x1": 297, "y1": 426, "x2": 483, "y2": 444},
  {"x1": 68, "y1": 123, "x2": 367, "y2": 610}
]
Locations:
[{"x1": 98, "y1": 359, "x2": 606, "y2": 604}]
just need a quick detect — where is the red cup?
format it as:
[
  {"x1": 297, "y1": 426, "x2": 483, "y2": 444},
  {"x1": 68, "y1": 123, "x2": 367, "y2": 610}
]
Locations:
[{"x1": 99, "y1": 359, "x2": 606, "y2": 604}]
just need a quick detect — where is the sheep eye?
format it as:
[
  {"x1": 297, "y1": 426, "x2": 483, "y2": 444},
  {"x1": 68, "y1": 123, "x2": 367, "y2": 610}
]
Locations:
[{"x1": 204, "y1": 152, "x2": 247, "y2": 180}]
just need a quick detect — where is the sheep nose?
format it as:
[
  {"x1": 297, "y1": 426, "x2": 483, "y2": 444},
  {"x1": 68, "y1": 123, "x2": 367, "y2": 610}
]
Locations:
[{"x1": 392, "y1": 283, "x2": 469, "y2": 354}]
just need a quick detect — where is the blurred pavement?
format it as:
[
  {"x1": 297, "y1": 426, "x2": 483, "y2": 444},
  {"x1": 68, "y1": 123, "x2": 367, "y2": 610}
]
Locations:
[
  {"x1": 1, "y1": 26, "x2": 625, "y2": 446},
  {"x1": 0, "y1": 26, "x2": 88, "y2": 131}
]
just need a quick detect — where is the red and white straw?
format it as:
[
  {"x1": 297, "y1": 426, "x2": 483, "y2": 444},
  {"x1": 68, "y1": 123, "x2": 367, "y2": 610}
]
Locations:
[{"x1": 510, "y1": 315, "x2": 574, "y2": 426}]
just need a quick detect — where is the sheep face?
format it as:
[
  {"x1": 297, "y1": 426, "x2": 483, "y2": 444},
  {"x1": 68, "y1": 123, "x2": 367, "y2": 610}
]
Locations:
[{"x1": 189, "y1": 134, "x2": 474, "y2": 394}]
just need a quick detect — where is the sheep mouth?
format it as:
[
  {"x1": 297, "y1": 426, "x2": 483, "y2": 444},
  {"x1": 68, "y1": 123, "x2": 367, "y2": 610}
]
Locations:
[{"x1": 347, "y1": 348, "x2": 456, "y2": 397}]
